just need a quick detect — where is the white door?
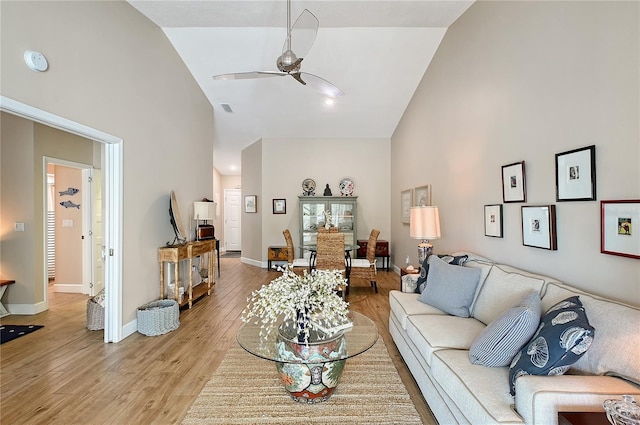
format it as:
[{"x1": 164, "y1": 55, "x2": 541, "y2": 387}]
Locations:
[
  {"x1": 92, "y1": 169, "x2": 103, "y2": 296},
  {"x1": 224, "y1": 189, "x2": 242, "y2": 251}
]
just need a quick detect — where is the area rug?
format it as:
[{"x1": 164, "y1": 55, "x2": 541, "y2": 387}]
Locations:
[
  {"x1": 182, "y1": 337, "x2": 422, "y2": 425},
  {"x1": 221, "y1": 251, "x2": 241, "y2": 258},
  {"x1": 0, "y1": 325, "x2": 44, "y2": 344}
]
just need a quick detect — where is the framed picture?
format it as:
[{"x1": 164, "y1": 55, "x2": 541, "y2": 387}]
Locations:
[
  {"x1": 244, "y1": 195, "x2": 257, "y2": 213},
  {"x1": 401, "y1": 189, "x2": 412, "y2": 224},
  {"x1": 556, "y1": 145, "x2": 596, "y2": 201},
  {"x1": 521, "y1": 205, "x2": 557, "y2": 250},
  {"x1": 484, "y1": 204, "x2": 503, "y2": 238},
  {"x1": 413, "y1": 185, "x2": 432, "y2": 206},
  {"x1": 272, "y1": 198, "x2": 286, "y2": 214},
  {"x1": 502, "y1": 161, "x2": 526, "y2": 203},
  {"x1": 601, "y1": 200, "x2": 640, "y2": 259}
]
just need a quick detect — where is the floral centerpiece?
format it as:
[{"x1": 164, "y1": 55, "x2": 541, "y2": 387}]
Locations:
[{"x1": 241, "y1": 266, "x2": 350, "y2": 344}]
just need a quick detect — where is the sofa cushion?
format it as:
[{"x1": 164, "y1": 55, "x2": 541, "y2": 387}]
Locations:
[
  {"x1": 472, "y1": 265, "x2": 546, "y2": 325},
  {"x1": 469, "y1": 291, "x2": 542, "y2": 367},
  {"x1": 418, "y1": 255, "x2": 482, "y2": 317},
  {"x1": 415, "y1": 254, "x2": 469, "y2": 293},
  {"x1": 432, "y1": 349, "x2": 525, "y2": 424},
  {"x1": 406, "y1": 314, "x2": 486, "y2": 366},
  {"x1": 389, "y1": 290, "x2": 447, "y2": 330},
  {"x1": 509, "y1": 296, "x2": 595, "y2": 395},
  {"x1": 542, "y1": 282, "x2": 640, "y2": 385}
]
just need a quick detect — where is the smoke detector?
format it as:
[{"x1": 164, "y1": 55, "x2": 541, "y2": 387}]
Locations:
[{"x1": 24, "y1": 50, "x2": 48, "y2": 72}]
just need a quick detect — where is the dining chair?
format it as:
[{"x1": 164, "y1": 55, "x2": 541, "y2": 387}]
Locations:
[
  {"x1": 349, "y1": 228, "x2": 380, "y2": 293},
  {"x1": 314, "y1": 231, "x2": 347, "y2": 295},
  {"x1": 282, "y1": 229, "x2": 311, "y2": 274}
]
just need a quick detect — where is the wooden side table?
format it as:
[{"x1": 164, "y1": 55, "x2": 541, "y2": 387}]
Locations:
[
  {"x1": 558, "y1": 412, "x2": 609, "y2": 425},
  {"x1": 400, "y1": 267, "x2": 420, "y2": 288},
  {"x1": 267, "y1": 246, "x2": 288, "y2": 269},
  {"x1": 158, "y1": 240, "x2": 216, "y2": 309}
]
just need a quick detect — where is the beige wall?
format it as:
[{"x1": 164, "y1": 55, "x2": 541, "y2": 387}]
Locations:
[
  {"x1": 391, "y1": 1, "x2": 640, "y2": 305},
  {"x1": 1, "y1": 1, "x2": 214, "y2": 323},
  {"x1": 241, "y1": 140, "x2": 263, "y2": 263},
  {"x1": 241, "y1": 137, "x2": 391, "y2": 265}
]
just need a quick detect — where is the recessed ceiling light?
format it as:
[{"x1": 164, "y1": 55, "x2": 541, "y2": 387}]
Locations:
[{"x1": 324, "y1": 98, "x2": 334, "y2": 106}]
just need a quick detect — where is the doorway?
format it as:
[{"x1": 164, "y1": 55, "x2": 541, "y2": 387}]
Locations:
[
  {"x1": 1, "y1": 96, "x2": 123, "y2": 343},
  {"x1": 224, "y1": 188, "x2": 242, "y2": 252}
]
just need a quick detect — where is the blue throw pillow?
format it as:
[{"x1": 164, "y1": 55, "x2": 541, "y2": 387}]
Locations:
[
  {"x1": 415, "y1": 254, "x2": 468, "y2": 293},
  {"x1": 508, "y1": 296, "x2": 595, "y2": 396},
  {"x1": 418, "y1": 255, "x2": 480, "y2": 317}
]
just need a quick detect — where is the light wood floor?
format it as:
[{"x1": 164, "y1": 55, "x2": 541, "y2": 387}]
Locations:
[{"x1": 1, "y1": 258, "x2": 437, "y2": 425}]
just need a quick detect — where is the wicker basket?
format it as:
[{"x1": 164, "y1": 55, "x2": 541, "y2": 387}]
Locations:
[
  {"x1": 137, "y1": 300, "x2": 180, "y2": 336},
  {"x1": 86, "y1": 298, "x2": 105, "y2": 331}
]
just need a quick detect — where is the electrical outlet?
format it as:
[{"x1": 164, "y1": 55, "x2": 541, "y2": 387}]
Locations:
[{"x1": 14, "y1": 222, "x2": 25, "y2": 232}]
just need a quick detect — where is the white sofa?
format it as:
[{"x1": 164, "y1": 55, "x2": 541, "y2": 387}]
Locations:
[{"x1": 389, "y1": 252, "x2": 640, "y2": 425}]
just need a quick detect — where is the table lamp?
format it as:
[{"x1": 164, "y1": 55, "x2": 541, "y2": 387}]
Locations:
[
  {"x1": 193, "y1": 201, "x2": 216, "y2": 240},
  {"x1": 410, "y1": 206, "x2": 441, "y2": 265}
]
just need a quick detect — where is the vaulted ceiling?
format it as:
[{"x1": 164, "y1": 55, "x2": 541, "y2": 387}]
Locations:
[{"x1": 129, "y1": 1, "x2": 474, "y2": 175}]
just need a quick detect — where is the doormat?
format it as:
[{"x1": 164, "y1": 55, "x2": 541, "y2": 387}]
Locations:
[
  {"x1": 0, "y1": 325, "x2": 44, "y2": 344},
  {"x1": 221, "y1": 251, "x2": 241, "y2": 258}
]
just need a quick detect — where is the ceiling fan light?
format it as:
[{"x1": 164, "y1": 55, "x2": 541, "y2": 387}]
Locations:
[{"x1": 280, "y1": 50, "x2": 297, "y2": 67}]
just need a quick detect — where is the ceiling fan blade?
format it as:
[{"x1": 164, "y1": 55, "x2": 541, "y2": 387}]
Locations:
[
  {"x1": 213, "y1": 71, "x2": 286, "y2": 80},
  {"x1": 282, "y1": 9, "x2": 318, "y2": 61},
  {"x1": 294, "y1": 72, "x2": 344, "y2": 98}
]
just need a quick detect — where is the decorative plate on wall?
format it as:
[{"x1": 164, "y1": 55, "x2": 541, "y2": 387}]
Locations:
[
  {"x1": 302, "y1": 178, "x2": 316, "y2": 196},
  {"x1": 339, "y1": 178, "x2": 355, "y2": 196}
]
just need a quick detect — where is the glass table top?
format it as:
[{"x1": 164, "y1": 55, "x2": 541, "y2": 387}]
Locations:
[{"x1": 237, "y1": 310, "x2": 378, "y2": 364}]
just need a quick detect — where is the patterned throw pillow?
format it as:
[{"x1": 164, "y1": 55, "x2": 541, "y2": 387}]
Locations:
[
  {"x1": 469, "y1": 292, "x2": 541, "y2": 367},
  {"x1": 415, "y1": 254, "x2": 469, "y2": 293},
  {"x1": 508, "y1": 296, "x2": 595, "y2": 396}
]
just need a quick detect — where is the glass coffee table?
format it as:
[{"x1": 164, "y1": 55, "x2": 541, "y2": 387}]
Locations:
[{"x1": 237, "y1": 310, "x2": 378, "y2": 403}]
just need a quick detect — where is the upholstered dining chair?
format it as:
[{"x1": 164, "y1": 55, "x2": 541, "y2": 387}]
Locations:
[
  {"x1": 349, "y1": 228, "x2": 380, "y2": 293},
  {"x1": 314, "y1": 231, "x2": 347, "y2": 295},
  {"x1": 282, "y1": 229, "x2": 311, "y2": 274}
]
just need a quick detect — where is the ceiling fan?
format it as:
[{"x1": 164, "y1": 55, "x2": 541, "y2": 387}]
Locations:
[{"x1": 213, "y1": 0, "x2": 344, "y2": 98}]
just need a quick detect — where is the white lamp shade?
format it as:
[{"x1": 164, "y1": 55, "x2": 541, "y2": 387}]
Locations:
[
  {"x1": 410, "y1": 206, "x2": 441, "y2": 240},
  {"x1": 193, "y1": 201, "x2": 216, "y2": 220}
]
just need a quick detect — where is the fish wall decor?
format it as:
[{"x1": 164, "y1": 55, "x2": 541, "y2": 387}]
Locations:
[
  {"x1": 60, "y1": 200, "x2": 80, "y2": 209},
  {"x1": 59, "y1": 187, "x2": 79, "y2": 196}
]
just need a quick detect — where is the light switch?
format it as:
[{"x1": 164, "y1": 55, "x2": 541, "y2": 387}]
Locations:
[
  {"x1": 14, "y1": 222, "x2": 25, "y2": 232},
  {"x1": 62, "y1": 219, "x2": 74, "y2": 228}
]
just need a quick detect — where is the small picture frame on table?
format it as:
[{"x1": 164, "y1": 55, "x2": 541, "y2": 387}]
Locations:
[
  {"x1": 601, "y1": 200, "x2": 640, "y2": 259},
  {"x1": 555, "y1": 145, "x2": 596, "y2": 201},
  {"x1": 484, "y1": 204, "x2": 503, "y2": 238},
  {"x1": 502, "y1": 161, "x2": 526, "y2": 203},
  {"x1": 401, "y1": 189, "x2": 412, "y2": 224},
  {"x1": 413, "y1": 185, "x2": 432, "y2": 206},
  {"x1": 272, "y1": 198, "x2": 286, "y2": 214},
  {"x1": 244, "y1": 195, "x2": 257, "y2": 213},
  {"x1": 521, "y1": 205, "x2": 557, "y2": 250}
]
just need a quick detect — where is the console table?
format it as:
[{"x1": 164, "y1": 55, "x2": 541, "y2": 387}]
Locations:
[
  {"x1": 356, "y1": 239, "x2": 390, "y2": 271},
  {"x1": 0, "y1": 280, "x2": 15, "y2": 318},
  {"x1": 158, "y1": 240, "x2": 216, "y2": 309}
]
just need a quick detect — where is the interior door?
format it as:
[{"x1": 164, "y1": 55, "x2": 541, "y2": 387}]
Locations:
[
  {"x1": 224, "y1": 188, "x2": 241, "y2": 251},
  {"x1": 92, "y1": 169, "x2": 103, "y2": 296}
]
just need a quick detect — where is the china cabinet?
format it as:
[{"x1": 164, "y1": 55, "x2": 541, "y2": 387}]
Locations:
[{"x1": 298, "y1": 196, "x2": 358, "y2": 258}]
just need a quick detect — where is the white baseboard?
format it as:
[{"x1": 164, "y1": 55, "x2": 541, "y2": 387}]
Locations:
[
  {"x1": 6, "y1": 301, "x2": 48, "y2": 315},
  {"x1": 53, "y1": 283, "x2": 83, "y2": 293},
  {"x1": 241, "y1": 257, "x2": 262, "y2": 268},
  {"x1": 121, "y1": 319, "x2": 138, "y2": 340}
]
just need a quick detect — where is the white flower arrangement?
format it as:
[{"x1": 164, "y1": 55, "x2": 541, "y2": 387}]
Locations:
[{"x1": 241, "y1": 266, "x2": 350, "y2": 343}]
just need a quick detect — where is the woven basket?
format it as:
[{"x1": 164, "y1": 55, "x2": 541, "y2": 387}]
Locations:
[
  {"x1": 137, "y1": 300, "x2": 180, "y2": 336},
  {"x1": 86, "y1": 298, "x2": 105, "y2": 331}
]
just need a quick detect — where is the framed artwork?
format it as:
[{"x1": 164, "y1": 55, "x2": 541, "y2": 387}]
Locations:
[
  {"x1": 502, "y1": 161, "x2": 526, "y2": 203},
  {"x1": 484, "y1": 204, "x2": 503, "y2": 238},
  {"x1": 601, "y1": 200, "x2": 640, "y2": 259},
  {"x1": 272, "y1": 198, "x2": 286, "y2": 214},
  {"x1": 556, "y1": 145, "x2": 596, "y2": 201},
  {"x1": 401, "y1": 189, "x2": 412, "y2": 224},
  {"x1": 413, "y1": 185, "x2": 432, "y2": 206},
  {"x1": 521, "y1": 205, "x2": 557, "y2": 250},
  {"x1": 244, "y1": 195, "x2": 257, "y2": 213}
]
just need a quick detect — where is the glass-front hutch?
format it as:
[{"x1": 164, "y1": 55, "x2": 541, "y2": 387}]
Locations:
[{"x1": 298, "y1": 196, "x2": 358, "y2": 258}]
